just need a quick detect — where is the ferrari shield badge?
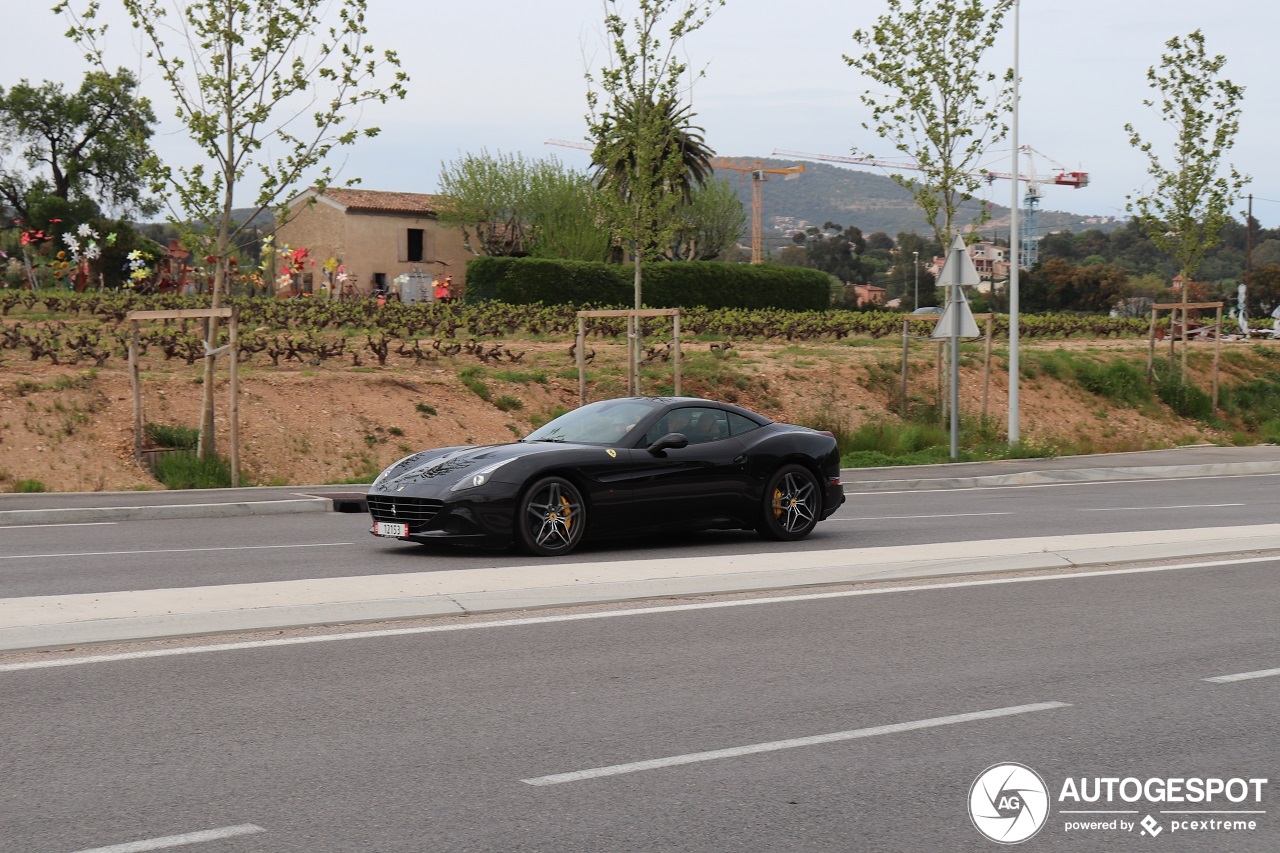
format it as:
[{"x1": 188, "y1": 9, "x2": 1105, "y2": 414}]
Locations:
[{"x1": 606, "y1": 449, "x2": 617, "y2": 458}]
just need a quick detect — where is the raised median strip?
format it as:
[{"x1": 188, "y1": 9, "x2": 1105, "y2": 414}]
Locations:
[
  {"x1": 844, "y1": 460, "x2": 1280, "y2": 493},
  {"x1": 2, "y1": 524, "x2": 1280, "y2": 653},
  {"x1": 0, "y1": 497, "x2": 332, "y2": 526}
]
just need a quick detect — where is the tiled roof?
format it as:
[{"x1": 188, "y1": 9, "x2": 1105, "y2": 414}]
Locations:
[{"x1": 319, "y1": 187, "x2": 444, "y2": 216}]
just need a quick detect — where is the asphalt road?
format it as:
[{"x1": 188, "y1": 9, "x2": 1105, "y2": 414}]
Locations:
[
  {"x1": 1, "y1": 554, "x2": 1276, "y2": 852},
  {"x1": 4, "y1": 470, "x2": 1280, "y2": 598}
]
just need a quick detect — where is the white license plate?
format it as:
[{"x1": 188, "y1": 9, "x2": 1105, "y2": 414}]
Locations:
[{"x1": 373, "y1": 521, "x2": 408, "y2": 537}]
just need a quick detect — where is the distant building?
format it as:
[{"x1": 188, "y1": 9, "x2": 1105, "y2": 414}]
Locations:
[
  {"x1": 851, "y1": 283, "x2": 887, "y2": 307},
  {"x1": 274, "y1": 187, "x2": 468, "y2": 297}
]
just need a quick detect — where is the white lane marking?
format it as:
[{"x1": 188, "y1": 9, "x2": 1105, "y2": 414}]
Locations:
[
  {"x1": 0, "y1": 542, "x2": 354, "y2": 561},
  {"x1": 832, "y1": 512, "x2": 1013, "y2": 521},
  {"x1": 520, "y1": 702, "x2": 1070, "y2": 786},
  {"x1": 70, "y1": 824, "x2": 264, "y2": 852},
  {"x1": 845, "y1": 471, "x2": 1280, "y2": 496},
  {"x1": 0, "y1": 522, "x2": 118, "y2": 530},
  {"x1": 1203, "y1": 667, "x2": 1280, "y2": 684},
  {"x1": 1080, "y1": 503, "x2": 1245, "y2": 512},
  {"x1": 2, "y1": 554, "x2": 1276, "y2": 673}
]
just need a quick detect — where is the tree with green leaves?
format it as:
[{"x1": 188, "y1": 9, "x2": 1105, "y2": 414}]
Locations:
[
  {"x1": 0, "y1": 69, "x2": 157, "y2": 226},
  {"x1": 664, "y1": 178, "x2": 745, "y2": 261},
  {"x1": 845, "y1": 0, "x2": 1012, "y2": 249},
  {"x1": 1124, "y1": 30, "x2": 1248, "y2": 301},
  {"x1": 586, "y1": 0, "x2": 723, "y2": 309},
  {"x1": 436, "y1": 150, "x2": 610, "y2": 262},
  {"x1": 59, "y1": 0, "x2": 408, "y2": 458}
]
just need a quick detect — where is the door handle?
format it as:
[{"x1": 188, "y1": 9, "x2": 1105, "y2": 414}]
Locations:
[{"x1": 733, "y1": 454, "x2": 747, "y2": 464}]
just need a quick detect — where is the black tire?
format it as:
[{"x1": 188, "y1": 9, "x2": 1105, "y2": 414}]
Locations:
[
  {"x1": 517, "y1": 476, "x2": 587, "y2": 556},
  {"x1": 756, "y1": 464, "x2": 820, "y2": 541}
]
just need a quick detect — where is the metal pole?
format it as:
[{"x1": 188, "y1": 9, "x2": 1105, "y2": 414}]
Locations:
[
  {"x1": 229, "y1": 311, "x2": 240, "y2": 488},
  {"x1": 949, "y1": 246, "x2": 960, "y2": 460},
  {"x1": 913, "y1": 251, "x2": 919, "y2": 310},
  {"x1": 1007, "y1": 0, "x2": 1021, "y2": 446}
]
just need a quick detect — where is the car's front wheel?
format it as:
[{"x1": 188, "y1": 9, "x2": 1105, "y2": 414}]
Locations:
[
  {"x1": 517, "y1": 476, "x2": 586, "y2": 556},
  {"x1": 757, "y1": 464, "x2": 820, "y2": 541}
]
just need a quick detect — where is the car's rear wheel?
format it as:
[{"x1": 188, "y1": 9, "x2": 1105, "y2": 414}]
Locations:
[
  {"x1": 517, "y1": 476, "x2": 586, "y2": 556},
  {"x1": 757, "y1": 464, "x2": 820, "y2": 541}
]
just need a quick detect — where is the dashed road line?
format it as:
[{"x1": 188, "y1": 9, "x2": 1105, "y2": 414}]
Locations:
[
  {"x1": 69, "y1": 823, "x2": 264, "y2": 852},
  {"x1": 1203, "y1": 667, "x2": 1280, "y2": 684},
  {"x1": 520, "y1": 702, "x2": 1070, "y2": 786},
  {"x1": 1080, "y1": 504, "x2": 1245, "y2": 512},
  {"x1": 0, "y1": 542, "x2": 354, "y2": 561}
]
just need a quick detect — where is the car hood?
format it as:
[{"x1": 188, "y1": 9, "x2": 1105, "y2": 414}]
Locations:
[{"x1": 370, "y1": 440, "x2": 582, "y2": 493}]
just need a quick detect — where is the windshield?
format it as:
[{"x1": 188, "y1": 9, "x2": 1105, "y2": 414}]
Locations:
[{"x1": 524, "y1": 399, "x2": 658, "y2": 445}]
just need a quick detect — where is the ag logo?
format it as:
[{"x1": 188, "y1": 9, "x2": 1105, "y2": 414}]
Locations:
[
  {"x1": 969, "y1": 762, "x2": 1050, "y2": 844},
  {"x1": 606, "y1": 449, "x2": 617, "y2": 458}
]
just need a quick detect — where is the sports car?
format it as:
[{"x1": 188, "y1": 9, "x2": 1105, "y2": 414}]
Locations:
[{"x1": 366, "y1": 396, "x2": 845, "y2": 556}]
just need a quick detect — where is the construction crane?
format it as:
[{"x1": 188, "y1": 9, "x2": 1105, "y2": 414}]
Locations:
[
  {"x1": 771, "y1": 146, "x2": 1087, "y2": 268},
  {"x1": 708, "y1": 159, "x2": 805, "y2": 263},
  {"x1": 546, "y1": 140, "x2": 804, "y2": 264}
]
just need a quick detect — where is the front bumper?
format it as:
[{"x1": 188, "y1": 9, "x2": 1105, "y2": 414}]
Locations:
[{"x1": 366, "y1": 483, "x2": 521, "y2": 545}]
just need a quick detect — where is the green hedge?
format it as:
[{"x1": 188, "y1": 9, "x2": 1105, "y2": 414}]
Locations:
[{"x1": 466, "y1": 257, "x2": 831, "y2": 311}]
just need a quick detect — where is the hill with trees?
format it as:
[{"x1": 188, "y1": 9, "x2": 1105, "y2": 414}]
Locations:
[{"x1": 713, "y1": 159, "x2": 1120, "y2": 255}]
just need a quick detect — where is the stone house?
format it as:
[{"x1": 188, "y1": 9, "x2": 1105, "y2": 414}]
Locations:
[{"x1": 274, "y1": 188, "x2": 469, "y2": 297}]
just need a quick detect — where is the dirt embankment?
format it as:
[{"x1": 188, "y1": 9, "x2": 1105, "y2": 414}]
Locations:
[{"x1": 0, "y1": 336, "x2": 1259, "y2": 492}]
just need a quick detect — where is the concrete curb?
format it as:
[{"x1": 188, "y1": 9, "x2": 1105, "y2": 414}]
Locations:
[
  {"x1": 4, "y1": 523, "x2": 1279, "y2": 652},
  {"x1": 844, "y1": 460, "x2": 1280, "y2": 492}
]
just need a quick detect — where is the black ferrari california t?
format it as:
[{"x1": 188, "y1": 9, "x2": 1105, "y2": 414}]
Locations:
[{"x1": 367, "y1": 396, "x2": 845, "y2": 556}]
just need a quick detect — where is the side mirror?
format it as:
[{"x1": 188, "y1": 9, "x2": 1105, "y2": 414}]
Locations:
[{"x1": 647, "y1": 432, "x2": 689, "y2": 454}]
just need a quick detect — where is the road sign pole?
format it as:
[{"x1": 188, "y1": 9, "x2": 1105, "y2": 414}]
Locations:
[
  {"x1": 933, "y1": 236, "x2": 981, "y2": 462},
  {"x1": 950, "y1": 245, "x2": 961, "y2": 460}
]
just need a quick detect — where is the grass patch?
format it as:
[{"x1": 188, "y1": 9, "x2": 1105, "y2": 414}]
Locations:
[
  {"x1": 836, "y1": 414, "x2": 1059, "y2": 468},
  {"x1": 1155, "y1": 375, "x2": 1213, "y2": 420},
  {"x1": 150, "y1": 451, "x2": 236, "y2": 489},
  {"x1": 491, "y1": 369, "x2": 548, "y2": 385},
  {"x1": 144, "y1": 422, "x2": 199, "y2": 450},
  {"x1": 13, "y1": 478, "x2": 47, "y2": 493},
  {"x1": 494, "y1": 395, "x2": 524, "y2": 412},
  {"x1": 415, "y1": 402, "x2": 437, "y2": 417},
  {"x1": 459, "y1": 366, "x2": 491, "y2": 401}
]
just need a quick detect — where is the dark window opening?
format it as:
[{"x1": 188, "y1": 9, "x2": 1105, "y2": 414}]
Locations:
[{"x1": 407, "y1": 229, "x2": 425, "y2": 263}]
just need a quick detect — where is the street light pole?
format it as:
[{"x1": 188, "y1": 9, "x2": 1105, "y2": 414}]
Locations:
[{"x1": 913, "y1": 251, "x2": 919, "y2": 310}]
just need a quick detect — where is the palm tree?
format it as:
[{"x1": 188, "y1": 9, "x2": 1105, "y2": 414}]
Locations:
[{"x1": 591, "y1": 94, "x2": 713, "y2": 209}]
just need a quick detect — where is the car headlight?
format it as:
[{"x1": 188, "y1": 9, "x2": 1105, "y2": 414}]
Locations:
[{"x1": 450, "y1": 459, "x2": 513, "y2": 492}]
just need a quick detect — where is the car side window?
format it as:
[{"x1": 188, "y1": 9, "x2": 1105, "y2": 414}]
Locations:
[
  {"x1": 727, "y1": 412, "x2": 762, "y2": 437},
  {"x1": 646, "y1": 407, "x2": 729, "y2": 445}
]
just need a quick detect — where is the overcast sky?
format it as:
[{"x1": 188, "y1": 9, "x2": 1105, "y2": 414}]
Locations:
[{"x1": 4, "y1": 0, "x2": 1277, "y2": 227}]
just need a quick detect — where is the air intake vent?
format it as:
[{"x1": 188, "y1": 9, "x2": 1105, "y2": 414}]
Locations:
[{"x1": 367, "y1": 495, "x2": 444, "y2": 528}]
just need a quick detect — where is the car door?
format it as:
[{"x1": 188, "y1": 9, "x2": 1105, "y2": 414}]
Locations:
[{"x1": 628, "y1": 406, "x2": 751, "y2": 531}]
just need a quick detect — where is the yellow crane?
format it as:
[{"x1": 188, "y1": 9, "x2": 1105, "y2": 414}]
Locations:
[
  {"x1": 709, "y1": 159, "x2": 805, "y2": 263},
  {"x1": 547, "y1": 141, "x2": 804, "y2": 264}
]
